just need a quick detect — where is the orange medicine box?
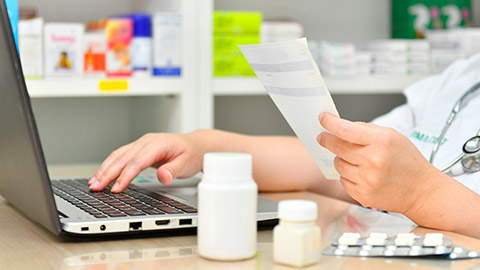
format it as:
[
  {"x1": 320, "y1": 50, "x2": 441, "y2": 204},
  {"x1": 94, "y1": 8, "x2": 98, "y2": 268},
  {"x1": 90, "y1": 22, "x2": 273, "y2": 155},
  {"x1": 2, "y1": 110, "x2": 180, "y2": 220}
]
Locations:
[
  {"x1": 84, "y1": 32, "x2": 106, "y2": 75},
  {"x1": 106, "y1": 18, "x2": 133, "y2": 77}
]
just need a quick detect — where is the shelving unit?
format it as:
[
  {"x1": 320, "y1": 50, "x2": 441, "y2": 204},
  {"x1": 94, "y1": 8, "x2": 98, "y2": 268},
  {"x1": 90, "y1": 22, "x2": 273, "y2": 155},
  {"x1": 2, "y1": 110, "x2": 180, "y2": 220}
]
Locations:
[
  {"x1": 26, "y1": 78, "x2": 183, "y2": 98},
  {"x1": 213, "y1": 76, "x2": 427, "y2": 96},
  {"x1": 19, "y1": 0, "x2": 210, "y2": 164},
  {"x1": 18, "y1": 0, "x2": 442, "y2": 164}
]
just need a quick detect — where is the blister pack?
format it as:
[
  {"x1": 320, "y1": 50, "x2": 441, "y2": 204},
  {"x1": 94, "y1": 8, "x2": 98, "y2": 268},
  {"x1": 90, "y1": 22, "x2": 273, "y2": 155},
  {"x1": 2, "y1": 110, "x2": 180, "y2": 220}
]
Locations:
[{"x1": 323, "y1": 232, "x2": 480, "y2": 259}]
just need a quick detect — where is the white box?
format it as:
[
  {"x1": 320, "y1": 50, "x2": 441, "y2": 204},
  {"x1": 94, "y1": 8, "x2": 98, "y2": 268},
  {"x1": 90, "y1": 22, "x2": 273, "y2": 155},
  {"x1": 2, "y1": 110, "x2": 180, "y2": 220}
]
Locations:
[
  {"x1": 18, "y1": 18, "x2": 44, "y2": 79},
  {"x1": 261, "y1": 21, "x2": 303, "y2": 43},
  {"x1": 44, "y1": 23, "x2": 84, "y2": 77},
  {"x1": 152, "y1": 13, "x2": 181, "y2": 76}
]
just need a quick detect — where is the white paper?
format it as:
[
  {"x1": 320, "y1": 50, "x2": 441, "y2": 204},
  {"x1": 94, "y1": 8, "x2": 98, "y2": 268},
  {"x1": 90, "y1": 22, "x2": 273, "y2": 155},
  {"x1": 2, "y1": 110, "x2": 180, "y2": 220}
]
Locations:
[{"x1": 239, "y1": 38, "x2": 340, "y2": 179}]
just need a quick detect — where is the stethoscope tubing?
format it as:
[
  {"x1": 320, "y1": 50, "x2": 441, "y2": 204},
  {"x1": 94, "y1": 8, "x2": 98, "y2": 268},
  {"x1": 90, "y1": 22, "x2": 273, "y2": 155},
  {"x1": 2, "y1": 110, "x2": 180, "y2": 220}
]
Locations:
[{"x1": 429, "y1": 81, "x2": 480, "y2": 174}]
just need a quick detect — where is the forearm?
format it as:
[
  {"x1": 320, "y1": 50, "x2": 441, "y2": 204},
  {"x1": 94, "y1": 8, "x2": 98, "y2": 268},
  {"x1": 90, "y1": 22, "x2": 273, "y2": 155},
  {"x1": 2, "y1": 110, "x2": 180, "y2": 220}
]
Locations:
[
  {"x1": 406, "y1": 169, "x2": 480, "y2": 238},
  {"x1": 188, "y1": 129, "x2": 355, "y2": 200}
]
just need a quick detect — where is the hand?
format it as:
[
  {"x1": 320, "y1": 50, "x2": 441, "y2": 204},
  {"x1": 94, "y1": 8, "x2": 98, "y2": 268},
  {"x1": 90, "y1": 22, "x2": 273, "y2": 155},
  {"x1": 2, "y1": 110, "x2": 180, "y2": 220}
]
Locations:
[
  {"x1": 89, "y1": 132, "x2": 205, "y2": 193},
  {"x1": 317, "y1": 112, "x2": 437, "y2": 215}
]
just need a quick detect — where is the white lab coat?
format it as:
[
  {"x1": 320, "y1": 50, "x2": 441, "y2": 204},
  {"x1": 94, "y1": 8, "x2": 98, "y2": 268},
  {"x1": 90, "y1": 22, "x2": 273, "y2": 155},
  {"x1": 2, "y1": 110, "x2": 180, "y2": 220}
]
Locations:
[{"x1": 371, "y1": 52, "x2": 480, "y2": 195}]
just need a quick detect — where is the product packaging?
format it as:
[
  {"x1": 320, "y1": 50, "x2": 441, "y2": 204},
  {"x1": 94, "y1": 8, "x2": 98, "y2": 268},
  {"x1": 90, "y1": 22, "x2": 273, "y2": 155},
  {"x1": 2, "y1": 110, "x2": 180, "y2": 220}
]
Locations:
[
  {"x1": 127, "y1": 13, "x2": 152, "y2": 77},
  {"x1": 44, "y1": 23, "x2": 84, "y2": 77},
  {"x1": 84, "y1": 32, "x2": 106, "y2": 76},
  {"x1": 106, "y1": 18, "x2": 133, "y2": 77},
  {"x1": 6, "y1": 0, "x2": 18, "y2": 48},
  {"x1": 152, "y1": 13, "x2": 181, "y2": 76},
  {"x1": 18, "y1": 17, "x2": 43, "y2": 79}
]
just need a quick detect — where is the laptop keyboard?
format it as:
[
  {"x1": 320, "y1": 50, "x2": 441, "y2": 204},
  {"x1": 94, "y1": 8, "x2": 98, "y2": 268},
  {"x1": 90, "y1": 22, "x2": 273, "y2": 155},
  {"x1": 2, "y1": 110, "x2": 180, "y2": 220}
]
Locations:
[{"x1": 52, "y1": 178, "x2": 197, "y2": 219}]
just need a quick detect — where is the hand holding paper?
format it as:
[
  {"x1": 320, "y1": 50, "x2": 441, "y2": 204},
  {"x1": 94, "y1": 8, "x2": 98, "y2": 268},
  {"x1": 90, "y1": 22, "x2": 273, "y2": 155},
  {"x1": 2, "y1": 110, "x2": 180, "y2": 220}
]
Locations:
[{"x1": 239, "y1": 38, "x2": 340, "y2": 179}]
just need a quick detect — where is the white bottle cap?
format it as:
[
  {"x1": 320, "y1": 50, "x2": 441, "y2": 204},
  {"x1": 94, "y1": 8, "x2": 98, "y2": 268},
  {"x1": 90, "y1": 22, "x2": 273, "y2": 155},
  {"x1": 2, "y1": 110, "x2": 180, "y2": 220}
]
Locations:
[
  {"x1": 203, "y1": 152, "x2": 253, "y2": 183},
  {"x1": 278, "y1": 200, "x2": 318, "y2": 222}
]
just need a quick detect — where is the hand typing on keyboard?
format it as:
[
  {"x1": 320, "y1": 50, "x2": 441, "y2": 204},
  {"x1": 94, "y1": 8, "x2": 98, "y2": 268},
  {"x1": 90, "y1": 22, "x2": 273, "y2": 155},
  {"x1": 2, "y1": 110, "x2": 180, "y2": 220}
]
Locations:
[{"x1": 89, "y1": 132, "x2": 208, "y2": 193}]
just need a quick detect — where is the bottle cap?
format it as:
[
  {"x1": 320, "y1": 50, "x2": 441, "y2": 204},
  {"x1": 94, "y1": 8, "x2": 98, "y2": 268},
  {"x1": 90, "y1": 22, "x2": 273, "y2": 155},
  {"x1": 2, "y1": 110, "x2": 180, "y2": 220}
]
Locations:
[
  {"x1": 278, "y1": 200, "x2": 318, "y2": 221},
  {"x1": 126, "y1": 13, "x2": 151, "y2": 37},
  {"x1": 203, "y1": 152, "x2": 252, "y2": 183}
]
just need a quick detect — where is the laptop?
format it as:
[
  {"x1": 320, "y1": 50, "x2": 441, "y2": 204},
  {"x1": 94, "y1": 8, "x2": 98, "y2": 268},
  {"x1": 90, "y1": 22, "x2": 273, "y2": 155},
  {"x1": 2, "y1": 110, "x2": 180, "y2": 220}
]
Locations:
[{"x1": 0, "y1": 0, "x2": 277, "y2": 236}]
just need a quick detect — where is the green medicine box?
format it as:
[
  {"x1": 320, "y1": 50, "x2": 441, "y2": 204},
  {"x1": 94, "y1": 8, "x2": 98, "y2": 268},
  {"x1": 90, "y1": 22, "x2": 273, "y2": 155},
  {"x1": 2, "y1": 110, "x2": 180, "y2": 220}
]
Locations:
[
  {"x1": 213, "y1": 34, "x2": 260, "y2": 56},
  {"x1": 213, "y1": 55, "x2": 255, "y2": 76},
  {"x1": 213, "y1": 11, "x2": 262, "y2": 34},
  {"x1": 392, "y1": 0, "x2": 473, "y2": 39}
]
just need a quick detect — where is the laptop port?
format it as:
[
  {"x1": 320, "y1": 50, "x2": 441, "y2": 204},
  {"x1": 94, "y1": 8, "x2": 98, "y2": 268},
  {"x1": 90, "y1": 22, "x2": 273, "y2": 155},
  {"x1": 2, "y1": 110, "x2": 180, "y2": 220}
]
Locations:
[
  {"x1": 179, "y1": 219, "x2": 192, "y2": 226},
  {"x1": 81, "y1": 227, "x2": 89, "y2": 231},
  {"x1": 155, "y1": 220, "x2": 170, "y2": 226},
  {"x1": 129, "y1": 222, "x2": 142, "y2": 231},
  {"x1": 100, "y1": 225, "x2": 106, "y2": 231}
]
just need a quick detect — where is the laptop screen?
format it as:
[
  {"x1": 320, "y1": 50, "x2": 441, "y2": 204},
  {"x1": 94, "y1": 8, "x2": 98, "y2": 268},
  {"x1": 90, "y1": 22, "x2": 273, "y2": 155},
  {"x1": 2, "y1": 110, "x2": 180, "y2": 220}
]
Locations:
[{"x1": 0, "y1": 0, "x2": 61, "y2": 235}]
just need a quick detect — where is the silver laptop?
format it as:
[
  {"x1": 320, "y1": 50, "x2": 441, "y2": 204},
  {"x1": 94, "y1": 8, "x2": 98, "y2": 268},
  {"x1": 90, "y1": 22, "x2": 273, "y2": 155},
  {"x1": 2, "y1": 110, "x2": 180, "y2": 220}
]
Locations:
[{"x1": 0, "y1": 0, "x2": 277, "y2": 236}]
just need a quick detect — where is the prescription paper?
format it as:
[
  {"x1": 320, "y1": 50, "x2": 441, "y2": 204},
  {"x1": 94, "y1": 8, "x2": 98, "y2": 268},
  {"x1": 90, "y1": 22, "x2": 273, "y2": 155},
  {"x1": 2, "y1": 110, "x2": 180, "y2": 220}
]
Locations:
[{"x1": 239, "y1": 38, "x2": 340, "y2": 179}]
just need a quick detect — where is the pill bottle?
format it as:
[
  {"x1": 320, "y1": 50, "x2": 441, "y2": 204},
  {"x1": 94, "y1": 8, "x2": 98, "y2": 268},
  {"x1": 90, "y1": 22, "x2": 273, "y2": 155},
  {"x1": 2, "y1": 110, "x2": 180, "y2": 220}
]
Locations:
[
  {"x1": 129, "y1": 14, "x2": 152, "y2": 77},
  {"x1": 198, "y1": 152, "x2": 258, "y2": 261},
  {"x1": 273, "y1": 200, "x2": 321, "y2": 267}
]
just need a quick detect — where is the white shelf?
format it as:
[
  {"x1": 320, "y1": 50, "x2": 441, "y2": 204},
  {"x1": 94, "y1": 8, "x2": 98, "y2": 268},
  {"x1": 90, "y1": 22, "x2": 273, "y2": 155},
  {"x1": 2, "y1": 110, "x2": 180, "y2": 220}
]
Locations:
[
  {"x1": 213, "y1": 75, "x2": 428, "y2": 95},
  {"x1": 26, "y1": 77, "x2": 183, "y2": 98}
]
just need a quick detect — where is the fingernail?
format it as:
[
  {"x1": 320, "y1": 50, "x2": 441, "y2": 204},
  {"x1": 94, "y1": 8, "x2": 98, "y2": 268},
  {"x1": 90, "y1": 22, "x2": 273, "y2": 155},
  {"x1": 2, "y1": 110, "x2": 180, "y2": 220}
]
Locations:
[
  {"x1": 166, "y1": 170, "x2": 173, "y2": 184},
  {"x1": 111, "y1": 183, "x2": 120, "y2": 193},
  {"x1": 90, "y1": 181, "x2": 101, "y2": 190},
  {"x1": 88, "y1": 176, "x2": 97, "y2": 185},
  {"x1": 318, "y1": 113, "x2": 325, "y2": 122},
  {"x1": 317, "y1": 133, "x2": 322, "y2": 142}
]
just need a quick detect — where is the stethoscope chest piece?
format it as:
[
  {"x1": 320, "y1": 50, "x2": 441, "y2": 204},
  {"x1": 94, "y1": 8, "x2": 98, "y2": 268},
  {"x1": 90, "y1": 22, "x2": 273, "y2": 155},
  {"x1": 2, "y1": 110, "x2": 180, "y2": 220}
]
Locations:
[{"x1": 461, "y1": 135, "x2": 480, "y2": 173}]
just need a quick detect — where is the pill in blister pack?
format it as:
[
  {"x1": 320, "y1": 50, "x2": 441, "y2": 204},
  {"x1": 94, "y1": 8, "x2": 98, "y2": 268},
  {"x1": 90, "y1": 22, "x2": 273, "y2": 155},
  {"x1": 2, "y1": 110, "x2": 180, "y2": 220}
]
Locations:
[{"x1": 322, "y1": 232, "x2": 480, "y2": 259}]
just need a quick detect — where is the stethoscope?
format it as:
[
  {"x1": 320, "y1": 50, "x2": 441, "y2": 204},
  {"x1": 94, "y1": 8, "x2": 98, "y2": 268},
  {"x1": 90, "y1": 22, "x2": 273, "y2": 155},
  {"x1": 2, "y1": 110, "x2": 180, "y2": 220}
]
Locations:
[{"x1": 429, "y1": 81, "x2": 480, "y2": 175}]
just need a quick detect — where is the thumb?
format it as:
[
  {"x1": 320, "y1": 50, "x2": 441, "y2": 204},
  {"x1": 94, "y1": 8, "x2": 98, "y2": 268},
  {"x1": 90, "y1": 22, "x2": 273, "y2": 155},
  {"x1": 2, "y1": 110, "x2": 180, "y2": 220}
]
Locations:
[{"x1": 157, "y1": 156, "x2": 188, "y2": 185}]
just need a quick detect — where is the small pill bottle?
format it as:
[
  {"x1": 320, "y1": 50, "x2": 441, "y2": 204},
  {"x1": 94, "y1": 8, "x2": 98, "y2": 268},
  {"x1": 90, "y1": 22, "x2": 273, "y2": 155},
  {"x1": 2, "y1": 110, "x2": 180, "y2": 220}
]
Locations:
[
  {"x1": 198, "y1": 152, "x2": 258, "y2": 261},
  {"x1": 273, "y1": 200, "x2": 321, "y2": 268}
]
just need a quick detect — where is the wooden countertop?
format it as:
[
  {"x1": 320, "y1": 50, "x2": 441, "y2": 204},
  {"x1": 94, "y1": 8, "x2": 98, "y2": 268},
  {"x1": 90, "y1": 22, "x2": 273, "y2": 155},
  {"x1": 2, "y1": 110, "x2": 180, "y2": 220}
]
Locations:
[{"x1": 1, "y1": 164, "x2": 480, "y2": 269}]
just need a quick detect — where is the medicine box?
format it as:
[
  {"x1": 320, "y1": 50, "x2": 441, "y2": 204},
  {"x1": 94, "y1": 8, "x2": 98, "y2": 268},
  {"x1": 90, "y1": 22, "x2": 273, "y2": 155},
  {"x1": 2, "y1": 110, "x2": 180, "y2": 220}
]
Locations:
[
  {"x1": 213, "y1": 34, "x2": 259, "y2": 56},
  {"x1": 213, "y1": 11, "x2": 262, "y2": 34},
  {"x1": 152, "y1": 13, "x2": 181, "y2": 76},
  {"x1": 106, "y1": 18, "x2": 133, "y2": 77},
  {"x1": 213, "y1": 55, "x2": 255, "y2": 76},
  {"x1": 84, "y1": 32, "x2": 106, "y2": 76},
  {"x1": 44, "y1": 23, "x2": 84, "y2": 77},
  {"x1": 18, "y1": 18, "x2": 43, "y2": 79}
]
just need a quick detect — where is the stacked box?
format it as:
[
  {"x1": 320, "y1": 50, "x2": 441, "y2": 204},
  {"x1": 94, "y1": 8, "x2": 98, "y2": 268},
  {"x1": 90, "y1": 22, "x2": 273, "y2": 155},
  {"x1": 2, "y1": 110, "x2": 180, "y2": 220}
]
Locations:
[
  {"x1": 427, "y1": 28, "x2": 480, "y2": 73},
  {"x1": 362, "y1": 39, "x2": 431, "y2": 76},
  {"x1": 213, "y1": 11, "x2": 262, "y2": 77},
  {"x1": 308, "y1": 40, "x2": 357, "y2": 76},
  {"x1": 261, "y1": 20, "x2": 303, "y2": 43}
]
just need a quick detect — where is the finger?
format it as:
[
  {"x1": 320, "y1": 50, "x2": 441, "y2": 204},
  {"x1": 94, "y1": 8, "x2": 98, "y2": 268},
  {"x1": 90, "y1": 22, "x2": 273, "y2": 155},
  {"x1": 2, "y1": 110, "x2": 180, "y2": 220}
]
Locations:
[
  {"x1": 157, "y1": 155, "x2": 192, "y2": 185},
  {"x1": 317, "y1": 133, "x2": 363, "y2": 165},
  {"x1": 90, "y1": 145, "x2": 146, "y2": 191},
  {"x1": 110, "y1": 145, "x2": 165, "y2": 193},
  {"x1": 334, "y1": 156, "x2": 360, "y2": 183},
  {"x1": 338, "y1": 176, "x2": 359, "y2": 201},
  {"x1": 89, "y1": 144, "x2": 130, "y2": 185},
  {"x1": 319, "y1": 112, "x2": 375, "y2": 145}
]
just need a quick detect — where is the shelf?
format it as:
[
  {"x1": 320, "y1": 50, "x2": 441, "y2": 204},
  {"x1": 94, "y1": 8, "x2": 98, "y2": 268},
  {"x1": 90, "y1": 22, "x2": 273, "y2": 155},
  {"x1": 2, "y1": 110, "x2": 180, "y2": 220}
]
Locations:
[
  {"x1": 213, "y1": 75, "x2": 428, "y2": 95},
  {"x1": 26, "y1": 77, "x2": 183, "y2": 98}
]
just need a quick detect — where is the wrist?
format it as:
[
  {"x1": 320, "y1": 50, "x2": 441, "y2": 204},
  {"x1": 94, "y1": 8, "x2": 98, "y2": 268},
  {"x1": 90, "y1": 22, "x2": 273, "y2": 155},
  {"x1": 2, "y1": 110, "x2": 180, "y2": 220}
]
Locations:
[{"x1": 402, "y1": 167, "x2": 456, "y2": 229}]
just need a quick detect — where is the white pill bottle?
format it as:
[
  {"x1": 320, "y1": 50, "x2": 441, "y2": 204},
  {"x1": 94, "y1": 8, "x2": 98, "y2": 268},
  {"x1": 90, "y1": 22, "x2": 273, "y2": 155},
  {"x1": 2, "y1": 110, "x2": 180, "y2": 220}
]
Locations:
[
  {"x1": 274, "y1": 200, "x2": 321, "y2": 267},
  {"x1": 198, "y1": 152, "x2": 258, "y2": 261}
]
